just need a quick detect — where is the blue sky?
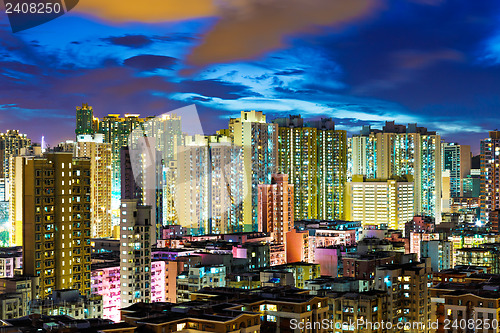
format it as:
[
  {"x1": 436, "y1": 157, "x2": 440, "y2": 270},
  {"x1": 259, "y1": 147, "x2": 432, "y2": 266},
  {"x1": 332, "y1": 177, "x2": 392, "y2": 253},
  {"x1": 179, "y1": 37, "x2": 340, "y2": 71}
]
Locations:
[{"x1": 1, "y1": 0, "x2": 500, "y2": 152}]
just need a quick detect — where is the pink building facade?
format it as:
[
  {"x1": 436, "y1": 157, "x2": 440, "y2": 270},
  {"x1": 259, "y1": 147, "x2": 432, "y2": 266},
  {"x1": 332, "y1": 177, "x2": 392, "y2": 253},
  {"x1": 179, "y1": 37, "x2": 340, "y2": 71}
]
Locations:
[
  {"x1": 91, "y1": 265, "x2": 121, "y2": 322},
  {"x1": 151, "y1": 260, "x2": 166, "y2": 303},
  {"x1": 91, "y1": 262, "x2": 166, "y2": 322}
]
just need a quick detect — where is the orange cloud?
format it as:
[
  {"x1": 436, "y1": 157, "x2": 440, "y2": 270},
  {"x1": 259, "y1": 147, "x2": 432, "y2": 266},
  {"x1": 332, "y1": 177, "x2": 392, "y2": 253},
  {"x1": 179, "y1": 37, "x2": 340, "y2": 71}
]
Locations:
[
  {"x1": 75, "y1": 0, "x2": 217, "y2": 22},
  {"x1": 186, "y1": 0, "x2": 383, "y2": 67},
  {"x1": 74, "y1": 0, "x2": 382, "y2": 69}
]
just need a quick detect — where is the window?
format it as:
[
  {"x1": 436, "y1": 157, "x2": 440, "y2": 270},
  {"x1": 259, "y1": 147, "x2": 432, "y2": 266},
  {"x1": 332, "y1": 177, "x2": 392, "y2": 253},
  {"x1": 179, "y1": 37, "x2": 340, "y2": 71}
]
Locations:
[{"x1": 266, "y1": 315, "x2": 276, "y2": 322}]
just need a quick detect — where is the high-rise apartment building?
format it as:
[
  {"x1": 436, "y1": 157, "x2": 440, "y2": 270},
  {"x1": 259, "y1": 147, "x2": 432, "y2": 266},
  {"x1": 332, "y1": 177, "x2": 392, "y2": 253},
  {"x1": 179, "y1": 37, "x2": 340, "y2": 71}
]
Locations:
[
  {"x1": 315, "y1": 119, "x2": 348, "y2": 220},
  {"x1": 274, "y1": 115, "x2": 347, "y2": 220},
  {"x1": 76, "y1": 108, "x2": 183, "y2": 236},
  {"x1": 350, "y1": 122, "x2": 442, "y2": 221},
  {"x1": 275, "y1": 116, "x2": 317, "y2": 219},
  {"x1": 133, "y1": 115, "x2": 183, "y2": 231},
  {"x1": 75, "y1": 103, "x2": 97, "y2": 136},
  {"x1": 462, "y1": 174, "x2": 480, "y2": 198},
  {"x1": 9, "y1": 146, "x2": 43, "y2": 246},
  {"x1": 442, "y1": 142, "x2": 471, "y2": 198},
  {"x1": 75, "y1": 106, "x2": 147, "y2": 212},
  {"x1": 120, "y1": 199, "x2": 152, "y2": 305},
  {"x1": 230, "y1": 111, "x2": 278, "y2": 232},
  {"x1": 74, "y1": 134, "x2": 112, "y2": 238},
  {"x1": 120, "y1": 147, "x2": 141, "y2": 204},
  {"x1": 163, "y1": 159, "x2": 178, "y2": 225},
  {"x1": 345, "y1": 175, "x2": 414, "y2": 230},
  {"x1": 257, "y1": 174, "x2": 294, "y2": 245},
  {"x1": 98, "y1": 114, "x2": 149, "y2": 209},
  {"x1": 121, "y1": 138, "x2": 163, "y2": 243},
  {"x1": 0, "y1": 130, "x2": 31, "y2": 180},
  {"x1": 22, "y1": 152, "x2": 91, "y2": 299},
  {"x1": 177, "y1": 135, "x2": 245, "y2": 235},
  {"x1": 480, "y1": 131, "x2": 500, "y2": 223},
  {"x1": 349, "y1": 134, "x2": 377, "y2": 179}
]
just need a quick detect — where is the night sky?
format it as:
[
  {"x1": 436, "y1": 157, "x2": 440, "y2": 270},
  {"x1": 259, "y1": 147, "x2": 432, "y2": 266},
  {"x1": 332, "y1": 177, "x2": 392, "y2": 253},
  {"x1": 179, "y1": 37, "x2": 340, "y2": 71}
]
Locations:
[{"x1": 1, "y1": 0, "x2": 500, "y2": 153}]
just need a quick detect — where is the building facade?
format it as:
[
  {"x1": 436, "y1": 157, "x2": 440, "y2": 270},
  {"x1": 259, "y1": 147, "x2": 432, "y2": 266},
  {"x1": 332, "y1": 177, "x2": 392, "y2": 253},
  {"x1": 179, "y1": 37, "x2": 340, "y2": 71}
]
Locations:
[
  {"x1": 350, "y1": 122, "x2": 442, "y2": 221},
  {"x1": 22, "y1": 152, "x2": 91, "y2": 299},
  {"x1": 119, "y1": 200, "x2": 152, "y2": 306},
  {"x1": 345, "y1": 175, "x2": 414, "y2": 230},
  {"x1": 442, "y1": 142, "x2": 471, "y2": 198},
  {"x1": 480, "y1": 131, "x2": 500, "y2": 223},
  {"x1": 257, "y1": 173, "x2": 294, "y2": 245},
  {"x1": 0, "y1": 129, "x2": 31, "y2": 179},
  {"x1": 74, "y1": 134, "x2": 112, "y2": 238},
  {"x1": 274, "y1": 115, "x2": 347, "y2": 220},
  {"x1": 177, "y1": 135, "x2": 245, "y2": 235},
  {"x1": 231, "y1": 111, "x2": 278, "y2": 232}
]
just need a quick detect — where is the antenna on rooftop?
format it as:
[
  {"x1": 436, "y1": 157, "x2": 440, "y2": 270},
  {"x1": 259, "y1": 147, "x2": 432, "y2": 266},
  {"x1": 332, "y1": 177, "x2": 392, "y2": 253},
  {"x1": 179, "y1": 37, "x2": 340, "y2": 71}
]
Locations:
[{"x1": 41, "y1": 136, "x2": 46, "y2": 153}]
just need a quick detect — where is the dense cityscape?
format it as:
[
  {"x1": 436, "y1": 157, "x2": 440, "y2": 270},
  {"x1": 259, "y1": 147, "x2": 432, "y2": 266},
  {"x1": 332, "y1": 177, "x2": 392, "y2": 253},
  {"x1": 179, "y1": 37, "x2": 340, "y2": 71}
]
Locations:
[
  {"x1": 0, "y1": 104, "x2": 498, "y2": 332},
  {"x1": 3, "y1": 0, "x2": 500, "y2": 332}
]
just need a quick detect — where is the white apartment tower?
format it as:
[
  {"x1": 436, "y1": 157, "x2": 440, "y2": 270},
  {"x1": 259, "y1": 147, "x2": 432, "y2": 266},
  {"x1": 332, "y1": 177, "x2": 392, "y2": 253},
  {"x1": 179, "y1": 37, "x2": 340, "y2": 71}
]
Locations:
[{"x1": 231, "y1": 111, "x2": 278, "y2": 232}]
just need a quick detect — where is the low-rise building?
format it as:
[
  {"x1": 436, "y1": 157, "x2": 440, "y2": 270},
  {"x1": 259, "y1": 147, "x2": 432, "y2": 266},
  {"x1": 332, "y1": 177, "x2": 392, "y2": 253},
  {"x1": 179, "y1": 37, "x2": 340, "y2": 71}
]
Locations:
[
  {"x1": 29, "y1": 289, "x2": 103, "y2": 319},
  {"x1": 433, "y1": 266, "x2": 490, "y2": 284},
  {"x1": 166, "y1": 255, "x2": 203, "y2": 303},
  {"x1": 315, "y1": 247, "x2": 341, "y2": 277},
  {"x1": 270, "y1": 244, "x2": 286, "y2": 266},
  {"x1": 226, "y1": 272, "x2": 261, "y2": 290},
  {"x1": 374, "y1": 259, "x2": 433, "y2": 332},
  {"x1": 455, "y1": 243, "x2": 500, "y2": 274},
  {"x1": 305, "y1": 276, "x2": 370, "y2": 295},
  {"x1": 260, "y1": 270, "x2": 295, "y2": 288},
  {"x1": 176, "y1": 265, "x2": 226, "y2": 303},
  {"x1": 0, "y1": 315, "x2": 132, "y2": 332},
  {"x1": 421, "y1": 240, "x2": 452, "y2": 272},
  {"x1": 431, "y1": 282, "x2": 500, "y2": 333},
  {"x1": 122, "y1": 287, "x2": 329, "y2": 333},
  {"x1": 0, "y1": 247, "x2": 22, "y2": 278},
  {"x1": 268, "y1": 262, "x2": 321, "y2": 289},
  {"x1": 91, "y1": 263, "x2": 121, "y2": 322},
  {"x1": 0, "y1": 293, "x2": 24, "y2": 320},
  {"x1": 328, "y1": 290, "x2": 390, "y2": 332},
  {"x1": 285, "y1": 229, "x2": 310, "y2": 263},
  {"x1": 343, "y1": 251, "x2": 396, "y2": 280}
]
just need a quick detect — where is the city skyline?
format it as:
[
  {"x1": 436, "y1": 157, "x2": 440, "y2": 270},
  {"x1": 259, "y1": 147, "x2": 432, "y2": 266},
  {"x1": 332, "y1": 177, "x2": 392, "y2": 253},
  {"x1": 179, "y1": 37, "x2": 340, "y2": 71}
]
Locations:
[
  {"x1": 3, "y1": 2, "x2": 500, "y2": 330},
  {"x1": 0, "y1": 1, "x2": 500, "y2": 152}
]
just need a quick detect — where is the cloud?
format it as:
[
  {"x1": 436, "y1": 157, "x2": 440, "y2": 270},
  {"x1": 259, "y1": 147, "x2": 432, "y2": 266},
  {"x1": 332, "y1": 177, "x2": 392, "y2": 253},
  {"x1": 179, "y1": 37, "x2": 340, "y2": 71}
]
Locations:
[
  {"x1": 187, "y1": 0, "x2": 383, "y2": 67},
  {"x1": 354, "y1": 48, "x2": 464, "y2": 94},
  {"x1": 408, "y1": 0, "x2": 446, "y2": 5},
  {"x1": 105, "y1": 35, "x2": 153, "y2": 48},
  {"x1": 75, "y1": 0, "x2": 217, "y2": 22},
  {"x1": 479, "y1": 31, "x2": 500, "y2": 66},
  {"x1": 123, "y1": 55, "x2": 177, "y2": 70},
  {"x1": 394, "y1": 49, "x2": 463, "y2": 70},
  {"x1": 274, "y1": 69, "x2": 305, "y2": 76},
  {"x1": 73, "y1": 0, "x2": 381, "y2": 71}
]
